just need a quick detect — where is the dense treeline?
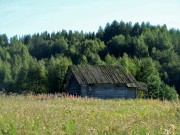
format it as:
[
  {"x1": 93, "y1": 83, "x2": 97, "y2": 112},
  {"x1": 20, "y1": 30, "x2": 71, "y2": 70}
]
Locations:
[{"x1": 0, "y1": 20, "x2": 179, "y2": 100}]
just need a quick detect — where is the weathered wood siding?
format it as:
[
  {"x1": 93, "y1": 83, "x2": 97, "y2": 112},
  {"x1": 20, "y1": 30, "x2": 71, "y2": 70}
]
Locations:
[
  {"x1": 81, "y1": 84, "x2": 136, "y2": 99},
  {"x1": 81, "y1": 85, "x2": 87, "y2": 97},
  {"x1": 126, "y1": 88, "x2": 136, "y2": 98},
  {"x1": 66, "y1": 74, "x2": 81, "y2": 96}
]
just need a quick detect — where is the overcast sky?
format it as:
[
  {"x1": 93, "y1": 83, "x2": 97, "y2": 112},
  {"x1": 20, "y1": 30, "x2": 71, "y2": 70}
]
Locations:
[{"x1": 0, "y1": 0, "x2": 180, "y2": 38}]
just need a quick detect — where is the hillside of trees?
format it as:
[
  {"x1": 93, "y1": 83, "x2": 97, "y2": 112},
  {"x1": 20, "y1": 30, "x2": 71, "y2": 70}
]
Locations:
[{"x1": 0, "y1": 20, "x2": 179, "y2": 100}]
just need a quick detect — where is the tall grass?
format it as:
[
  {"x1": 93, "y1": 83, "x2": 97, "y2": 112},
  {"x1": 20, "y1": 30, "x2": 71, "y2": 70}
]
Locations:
[{"x1": 0, "y1": 94, "x2": 179, "y2": 135}]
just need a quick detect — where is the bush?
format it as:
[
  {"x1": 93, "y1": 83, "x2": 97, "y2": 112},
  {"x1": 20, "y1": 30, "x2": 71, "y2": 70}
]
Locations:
[{"x1": 163, "y1": 85, "x2": 178, "y2": 100}]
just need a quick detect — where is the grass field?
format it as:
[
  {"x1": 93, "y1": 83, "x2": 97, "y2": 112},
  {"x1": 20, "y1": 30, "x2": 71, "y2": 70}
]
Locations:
[{"x1": 0, "y1": 94, "x2": 179, "y2": 135}]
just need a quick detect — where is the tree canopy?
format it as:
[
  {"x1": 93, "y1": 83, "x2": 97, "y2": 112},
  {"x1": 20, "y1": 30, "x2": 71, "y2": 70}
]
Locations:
[{"x1": 0, "y1": 20, "x2": 179, "y2": 100}]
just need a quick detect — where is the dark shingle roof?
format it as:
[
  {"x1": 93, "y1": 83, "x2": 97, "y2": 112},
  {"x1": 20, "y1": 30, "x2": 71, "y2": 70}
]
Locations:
[{"x1": 69, "y1": 65, "x2": 147, "y2": 90}]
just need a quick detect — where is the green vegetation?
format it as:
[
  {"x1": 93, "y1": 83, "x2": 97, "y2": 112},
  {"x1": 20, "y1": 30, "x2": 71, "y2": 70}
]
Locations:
[
  {"x1": 0, "y1": 20, "x2": 180, "y2": 100},
  {"x1": 0, "y1": 94, "x2": 179, "y2": 134}
]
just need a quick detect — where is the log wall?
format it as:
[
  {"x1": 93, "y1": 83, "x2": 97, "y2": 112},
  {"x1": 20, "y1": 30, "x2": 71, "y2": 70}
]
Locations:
[
  {"x1": 81, "y1": 84, "x2": 136, "y2": 99},
  {"x1": 66, "y1": 74, "x2": 81, "y2": 96}
]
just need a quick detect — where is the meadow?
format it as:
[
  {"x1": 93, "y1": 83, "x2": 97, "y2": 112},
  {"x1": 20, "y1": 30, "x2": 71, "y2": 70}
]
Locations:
[{"x1": 0, "y1": 94, "x2": 179, "y2": 135}]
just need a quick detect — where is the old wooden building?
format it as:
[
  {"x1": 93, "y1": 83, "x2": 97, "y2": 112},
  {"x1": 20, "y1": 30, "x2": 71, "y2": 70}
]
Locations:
[{"x1": 65, "y1": 65, "x2": 146, "y2": 99}]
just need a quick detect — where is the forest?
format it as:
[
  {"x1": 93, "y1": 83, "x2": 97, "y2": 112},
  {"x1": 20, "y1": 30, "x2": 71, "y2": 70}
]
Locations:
[{"x1": 0, "y1": 20, "x2": 179, "y2": 100}]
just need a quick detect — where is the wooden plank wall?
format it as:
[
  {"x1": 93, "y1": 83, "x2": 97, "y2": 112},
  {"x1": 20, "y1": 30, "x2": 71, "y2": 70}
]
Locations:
[
  {"x1": 82, "y1": 84, "x2": 136, "y2": 99},
  {"x1": 66, "y1": 75, "x2": 81, "y2": 96}
]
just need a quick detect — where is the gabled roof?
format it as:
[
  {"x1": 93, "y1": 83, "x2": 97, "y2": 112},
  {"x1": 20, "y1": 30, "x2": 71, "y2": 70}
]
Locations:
[{"x1": 69, "y1": 65, "x2": 147, "y2": 90}]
